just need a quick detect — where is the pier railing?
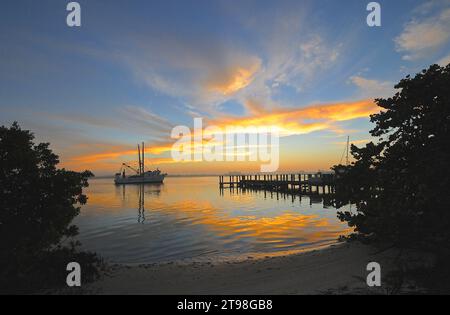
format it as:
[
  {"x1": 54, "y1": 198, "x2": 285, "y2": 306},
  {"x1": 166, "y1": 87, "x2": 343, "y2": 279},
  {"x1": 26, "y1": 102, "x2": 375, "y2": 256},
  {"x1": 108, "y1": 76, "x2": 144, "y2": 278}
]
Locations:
[{"x1": 219, "y1": 173, "x2": 335, "y2": 195}]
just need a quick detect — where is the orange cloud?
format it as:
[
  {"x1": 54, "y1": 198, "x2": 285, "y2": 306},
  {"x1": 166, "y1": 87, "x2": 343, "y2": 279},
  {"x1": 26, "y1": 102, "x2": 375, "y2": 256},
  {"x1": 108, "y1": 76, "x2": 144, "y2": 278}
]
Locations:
[
  {"x1": 208, "y1": 99, "x2": 378, "y2": 136},
  {"x1": 206, "y1": 60, "x2": 261, "y2": 95}
]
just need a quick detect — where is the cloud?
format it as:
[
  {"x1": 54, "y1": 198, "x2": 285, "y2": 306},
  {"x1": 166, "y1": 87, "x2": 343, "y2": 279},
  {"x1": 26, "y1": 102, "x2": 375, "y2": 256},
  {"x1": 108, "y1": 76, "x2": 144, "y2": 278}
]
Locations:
[
  {"x1": 124, "y1": 33, "x2": 340, "y2": 116},
  {"x1": 119, "y1": 106, "x2": 174, "y2": 137},
  {"x1": 267, "y1": 35, "x2": 341, "y2": 91},
  {"x1": 115, "y1": 34, "x2": 263, "y2": 115},
  {"x1": 40, "y1": 105, "x2": 173, "y2": 143},
  {"x1": 205, "y1": 58, "x2": 262, "y2": 96},
  {"x1": 209, "y1": 99, "x2": 378, "y2": 137},
  {"x1": 438, "y1": 53, "x2": 450, "y2": 66},
  {"x1": 246, "y1": 35, "x2": 341, "y2": 102},
  {"x1": 243, "y1": 99, "x2": 268, "y2": 116},
  {"x1": 108, "y1": 8, "x2": 342, "y2": 117},
  {"x1": 395, "y1": 6, "x2": 450, "y2": 60},
  {"x1": 350, "y1": 76, "x2": 394, "y2": 98},
  {"x1": 228, "y1": 5, "x2": 342, "y2": 98}
]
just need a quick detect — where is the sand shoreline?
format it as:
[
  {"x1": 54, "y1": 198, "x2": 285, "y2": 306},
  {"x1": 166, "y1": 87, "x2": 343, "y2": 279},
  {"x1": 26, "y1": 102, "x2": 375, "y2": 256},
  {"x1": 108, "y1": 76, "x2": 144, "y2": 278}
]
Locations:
[
  {"x1": 106, "y1": 241, "x2": 341, "y2": 267},
  {"x1": 85, "y1": 242, "x2": 395, "y2": 295}
]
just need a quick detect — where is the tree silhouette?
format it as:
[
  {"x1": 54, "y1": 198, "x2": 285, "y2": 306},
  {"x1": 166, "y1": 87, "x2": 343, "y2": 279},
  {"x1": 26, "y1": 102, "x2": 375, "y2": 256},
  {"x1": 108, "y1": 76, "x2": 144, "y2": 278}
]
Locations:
[
  {"x1": 0, "y1": 122, "x2": 98, "y2": 293},
  {"x1": 333, "y1": 64, "x2": 450, "y2": 252}
]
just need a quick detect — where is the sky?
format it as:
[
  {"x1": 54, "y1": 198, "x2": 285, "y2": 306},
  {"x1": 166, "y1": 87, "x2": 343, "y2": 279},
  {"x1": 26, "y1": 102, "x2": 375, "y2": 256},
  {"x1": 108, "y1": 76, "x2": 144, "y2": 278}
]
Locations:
[{"x1": 1, "y1": 0, "x2": 450, "y2": 175}]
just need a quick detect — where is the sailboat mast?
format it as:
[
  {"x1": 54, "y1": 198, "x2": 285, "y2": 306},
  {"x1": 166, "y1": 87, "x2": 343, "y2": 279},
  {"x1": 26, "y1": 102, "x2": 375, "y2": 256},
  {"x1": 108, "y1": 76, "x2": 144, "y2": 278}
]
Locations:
[
  {"x1": 138, "y1": 144, "x2": 142, "y2": 175},
  {"x1": 346, "y1": 136, "x2": 350, "y2": 166},
  {"x1": 142, "y1": 142, "x2": 145, "y2": 174}
]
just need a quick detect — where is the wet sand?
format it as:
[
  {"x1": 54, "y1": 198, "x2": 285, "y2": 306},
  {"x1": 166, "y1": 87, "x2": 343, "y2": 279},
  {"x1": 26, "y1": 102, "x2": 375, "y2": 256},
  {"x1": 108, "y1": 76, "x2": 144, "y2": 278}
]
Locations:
[{"x1": 86, "y1": 242, "x2": 395, "y2": 295}]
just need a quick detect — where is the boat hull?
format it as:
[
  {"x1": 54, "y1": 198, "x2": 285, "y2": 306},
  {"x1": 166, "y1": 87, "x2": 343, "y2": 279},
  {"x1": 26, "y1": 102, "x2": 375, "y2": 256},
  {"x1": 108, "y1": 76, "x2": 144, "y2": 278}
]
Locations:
[{"x1": 114, "y1": 174, "x2": 166, "y2": 185}]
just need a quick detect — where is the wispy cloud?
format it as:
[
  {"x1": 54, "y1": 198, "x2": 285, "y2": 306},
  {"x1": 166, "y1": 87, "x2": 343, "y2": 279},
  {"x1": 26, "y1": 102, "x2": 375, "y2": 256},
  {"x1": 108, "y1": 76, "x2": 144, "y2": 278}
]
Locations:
[
  {"x1": 395, "y1": 3, "x2": 450, "y2": 60},
  {"x1": 116, "y1": 34, "x2": 263, "y2": 115},
  {"x1": 119, "y1": 106, "x2": 174, "y2": 137},
  {"x1": 438, "y1": 53, "x2": 450, "y2": 65},
  {"x1": 205, "y1": 58, "x2": 262, "y2": 96},
  {"x1": 108, "y1": 6, "x2": 342, "y2": 118},
  {"x1": 258, "y1": 35, "x2": 341, "y2": 92},
  {"x1": 237, "y1": 34, "x2": 342, "y2": 115},
  {"x1": 349, "y1": 76, "x2": 394, "y2": 99},
  {"x1": 40, "y1": 105, "x2": 173, "y2": 142}
]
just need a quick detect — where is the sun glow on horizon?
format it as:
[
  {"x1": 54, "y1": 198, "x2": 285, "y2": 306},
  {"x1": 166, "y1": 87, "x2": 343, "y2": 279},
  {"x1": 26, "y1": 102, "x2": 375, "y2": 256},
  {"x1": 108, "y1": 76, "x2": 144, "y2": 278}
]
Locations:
[{"x1": 58, "y1": 99, "x2": 378, "y2": 175}]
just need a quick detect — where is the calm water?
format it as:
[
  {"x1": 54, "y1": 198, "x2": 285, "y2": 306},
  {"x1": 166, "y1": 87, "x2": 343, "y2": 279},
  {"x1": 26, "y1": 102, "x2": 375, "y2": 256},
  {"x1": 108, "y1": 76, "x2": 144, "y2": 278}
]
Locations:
[{"x1": 74, "y1": 177, "x2": 352, "y2": 264}]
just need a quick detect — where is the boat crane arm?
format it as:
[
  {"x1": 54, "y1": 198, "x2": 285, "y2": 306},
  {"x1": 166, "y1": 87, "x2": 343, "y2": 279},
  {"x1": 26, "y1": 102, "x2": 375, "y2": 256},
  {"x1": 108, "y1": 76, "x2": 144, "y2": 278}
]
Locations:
[{"x1": 122, "y1": 163, "x2": 139, "y2": 174}]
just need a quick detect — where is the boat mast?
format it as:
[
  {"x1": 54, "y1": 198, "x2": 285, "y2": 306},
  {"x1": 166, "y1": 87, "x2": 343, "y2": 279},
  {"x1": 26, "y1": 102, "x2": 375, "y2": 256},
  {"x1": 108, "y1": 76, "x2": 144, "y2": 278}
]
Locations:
[
  {"x1": 345, "y1": 136, "x2": 350, "y2": 166},
  {"x1": 138, "y1": 144, "x2": 142, "y2": 175}
]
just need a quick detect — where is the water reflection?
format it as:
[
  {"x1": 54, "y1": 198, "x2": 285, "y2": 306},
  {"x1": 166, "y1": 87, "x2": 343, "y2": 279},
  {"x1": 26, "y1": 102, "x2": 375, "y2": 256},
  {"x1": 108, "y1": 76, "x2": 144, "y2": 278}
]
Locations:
[
  {"x1": 75, "y1": 177, "x2": 352, "y2": 263},
  {"x1": 116, "y1": 184, "x2": 163, "y2": 223},
  {"x1": 138, "y1": 185, "x2": 145, "y2": 224},
  {"x1": 221, "y1": 186, "x2": 334, "y2": 207}
]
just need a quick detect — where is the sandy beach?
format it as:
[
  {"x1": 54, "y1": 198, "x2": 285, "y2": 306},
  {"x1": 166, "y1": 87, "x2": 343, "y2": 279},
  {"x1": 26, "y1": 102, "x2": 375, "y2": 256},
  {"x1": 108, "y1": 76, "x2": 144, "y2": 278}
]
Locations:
[{"x1": 86, "y1": 242, "x2": 395, "y2": 295}]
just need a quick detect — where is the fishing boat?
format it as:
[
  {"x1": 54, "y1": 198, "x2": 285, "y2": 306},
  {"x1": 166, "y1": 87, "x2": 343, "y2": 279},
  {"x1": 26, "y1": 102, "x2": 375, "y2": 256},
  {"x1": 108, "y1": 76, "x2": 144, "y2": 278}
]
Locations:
[{"x1": 114, "y1": 142, "x2": 167, "y2": 185}]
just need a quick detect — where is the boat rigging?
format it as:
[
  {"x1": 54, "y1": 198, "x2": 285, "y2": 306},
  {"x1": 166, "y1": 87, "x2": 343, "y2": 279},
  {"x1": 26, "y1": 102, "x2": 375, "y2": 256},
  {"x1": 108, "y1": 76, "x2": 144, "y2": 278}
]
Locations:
[{"x1": 114, "y1": 142, "x2": 167, "y2": 185}]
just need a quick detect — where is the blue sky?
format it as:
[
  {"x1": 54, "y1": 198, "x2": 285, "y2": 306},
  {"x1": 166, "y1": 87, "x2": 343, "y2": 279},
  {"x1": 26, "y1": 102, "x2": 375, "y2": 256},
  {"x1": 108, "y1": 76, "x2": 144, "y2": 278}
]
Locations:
[{"x1": 1, "y1": 0, "x2": 450, "y2": 174}]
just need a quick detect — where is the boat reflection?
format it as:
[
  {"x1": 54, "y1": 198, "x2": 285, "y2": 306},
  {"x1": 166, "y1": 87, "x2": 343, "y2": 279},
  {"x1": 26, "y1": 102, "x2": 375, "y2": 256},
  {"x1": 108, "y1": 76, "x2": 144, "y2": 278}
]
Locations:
[{"x1": 116, "y1": 183, "x2": 163, "y2": 223}]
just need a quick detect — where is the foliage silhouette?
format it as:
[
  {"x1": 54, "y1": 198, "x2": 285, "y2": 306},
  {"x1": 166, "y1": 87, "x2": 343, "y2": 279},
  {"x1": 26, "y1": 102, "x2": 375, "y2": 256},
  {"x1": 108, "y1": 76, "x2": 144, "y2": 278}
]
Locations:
[
  {"x1": 332, "y1": 64, "x2": 450, "y2": 292},
  {"x1": 0, "y1": 122, "x2": 100, "y2": 293},
  {"x1": 333, "y1": 64, "x2": 450, "y2": 249}
]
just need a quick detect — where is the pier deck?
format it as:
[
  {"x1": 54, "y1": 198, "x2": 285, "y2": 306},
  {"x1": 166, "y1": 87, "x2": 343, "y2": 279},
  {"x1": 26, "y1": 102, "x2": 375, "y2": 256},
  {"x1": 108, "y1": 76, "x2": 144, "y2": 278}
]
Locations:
[{"x1": 219, "y1": 173, "x2": 335, "y2": 195}]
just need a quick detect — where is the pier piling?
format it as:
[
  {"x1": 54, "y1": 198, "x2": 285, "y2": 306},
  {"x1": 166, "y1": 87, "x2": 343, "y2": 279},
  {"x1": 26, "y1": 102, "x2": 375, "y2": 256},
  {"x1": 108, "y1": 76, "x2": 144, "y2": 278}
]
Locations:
[{"x1": 219, "y1": 172, "x2": 335, "y2": 196}]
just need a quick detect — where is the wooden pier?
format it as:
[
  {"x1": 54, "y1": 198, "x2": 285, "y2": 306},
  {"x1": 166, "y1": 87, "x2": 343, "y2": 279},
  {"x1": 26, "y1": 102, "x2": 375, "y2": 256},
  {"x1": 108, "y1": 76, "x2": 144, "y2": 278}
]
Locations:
[{"x1": 219, "y1": 173, "x2": 335, "y2": 195}]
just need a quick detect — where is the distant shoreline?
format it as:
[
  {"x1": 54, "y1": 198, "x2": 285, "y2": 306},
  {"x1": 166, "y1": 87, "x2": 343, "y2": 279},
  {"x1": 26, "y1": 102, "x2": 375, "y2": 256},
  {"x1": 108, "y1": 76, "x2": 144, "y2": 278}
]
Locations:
[{"x1": 92, "y1": 174, "x2": 221, "y2": 179}]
